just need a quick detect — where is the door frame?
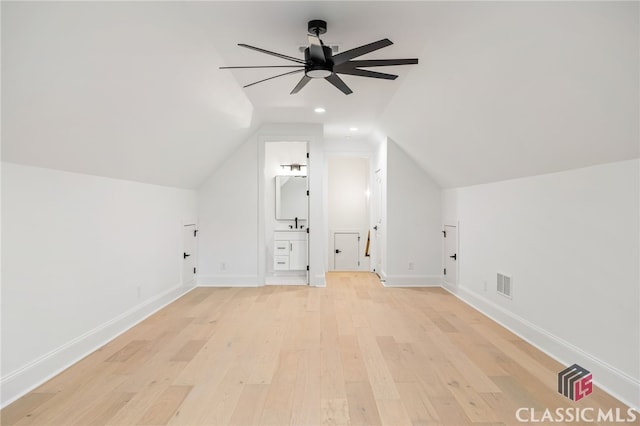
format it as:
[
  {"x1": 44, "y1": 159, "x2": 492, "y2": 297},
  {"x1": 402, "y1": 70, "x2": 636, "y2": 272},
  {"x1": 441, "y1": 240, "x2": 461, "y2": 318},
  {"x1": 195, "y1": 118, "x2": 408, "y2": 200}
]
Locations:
[
  {"x1": 259, "y1": 138, "x2": 311, "y2": 286},
  {"x1": 324, "y1": 153, "x2": 373, "y2": 274}
]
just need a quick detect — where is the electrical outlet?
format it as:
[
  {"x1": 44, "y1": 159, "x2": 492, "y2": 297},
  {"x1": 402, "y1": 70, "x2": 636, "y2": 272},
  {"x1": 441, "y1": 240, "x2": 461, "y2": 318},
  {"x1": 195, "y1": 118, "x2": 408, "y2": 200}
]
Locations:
[
  {"x1": 220, "y1": 262, "x2": 226, "y2": 271},
  {"x1": 408, "y1": 262, "x2": 414, "y2": 270},
  {"x1": 483, "y1": 280, "x2": 487, "y2": 292},
  {"x1": 136, "y1": 286, "x2": 141, "y2": 299}
]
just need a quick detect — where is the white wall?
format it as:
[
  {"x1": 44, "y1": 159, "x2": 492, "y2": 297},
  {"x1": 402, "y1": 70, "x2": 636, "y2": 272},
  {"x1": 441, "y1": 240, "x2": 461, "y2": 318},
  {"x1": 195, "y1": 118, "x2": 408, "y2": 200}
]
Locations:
[
  {"x1": 197, "y1": 123, "x2": 326, "y2": 287},
  {"x1": 442, "y1": 159, "x2": 640, "y2": 407},
  {"x1": 385, "y1": 139, "x2": 442, "y2": 286},
  {"x1": 197, "y1": 137, "x2": 259, "y2": 286},
  {"x1": 1, "y1": 162, "x2": 197, "y2": 407},
  {"x1": 327, "y1": 157, "x2": 370, "y2": 271}
]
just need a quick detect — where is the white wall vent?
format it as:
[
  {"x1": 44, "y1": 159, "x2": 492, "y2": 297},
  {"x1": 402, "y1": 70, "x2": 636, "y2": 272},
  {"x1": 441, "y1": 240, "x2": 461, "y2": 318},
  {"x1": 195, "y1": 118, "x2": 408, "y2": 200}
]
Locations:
[{"x1": 497, "y1": 273, "x2": 512, "y2": 298}]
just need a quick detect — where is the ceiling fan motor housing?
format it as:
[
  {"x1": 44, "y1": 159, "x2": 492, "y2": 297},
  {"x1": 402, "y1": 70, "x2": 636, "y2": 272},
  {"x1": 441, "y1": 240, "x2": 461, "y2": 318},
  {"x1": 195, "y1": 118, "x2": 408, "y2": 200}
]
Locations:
[
  {"x1": 307, "y1": 19, "x2": 327, "y2": 36},
  {"x1": 304, "y1": 46, "x2": 333, "y2": 78}
]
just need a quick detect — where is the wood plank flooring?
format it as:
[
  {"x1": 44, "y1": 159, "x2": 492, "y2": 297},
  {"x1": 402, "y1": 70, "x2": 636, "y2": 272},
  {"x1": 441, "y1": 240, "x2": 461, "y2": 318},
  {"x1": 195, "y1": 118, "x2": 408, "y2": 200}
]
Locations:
[{"x1": 1, "y1": 272, "x2": 635, "y2": 425}]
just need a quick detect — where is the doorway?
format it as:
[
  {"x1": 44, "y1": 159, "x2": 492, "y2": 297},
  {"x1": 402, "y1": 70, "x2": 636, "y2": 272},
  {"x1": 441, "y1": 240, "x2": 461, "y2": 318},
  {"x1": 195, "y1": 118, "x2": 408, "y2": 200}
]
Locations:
[
  {"x1": 264, "y1": 141, "x2": 309, "y2": 285},
  {"x1": 328, "y1": 156, "x2": 370, "y2": 271}
]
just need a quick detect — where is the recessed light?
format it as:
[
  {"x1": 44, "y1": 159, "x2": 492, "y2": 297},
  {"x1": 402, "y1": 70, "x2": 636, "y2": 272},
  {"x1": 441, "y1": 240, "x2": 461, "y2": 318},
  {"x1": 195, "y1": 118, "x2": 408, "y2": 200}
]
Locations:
[
  {"x1": 314, "y1": 107, "x2": 326, "y2": 113},
  {"x1": 349, "y1": 127, "x2": 358, "y2": 132}
]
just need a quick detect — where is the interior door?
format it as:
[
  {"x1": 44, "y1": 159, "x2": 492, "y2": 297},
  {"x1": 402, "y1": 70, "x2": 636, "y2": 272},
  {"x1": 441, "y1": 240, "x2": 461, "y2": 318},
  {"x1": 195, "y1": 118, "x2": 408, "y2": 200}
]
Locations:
[
  {"x1": 334, "y1": 232, "x2": 359, "y2": 271},
  {"x1": 182, "y1": 224, "x2": 197, "y2": 286},
  {"x1": 443, "y1": 225, "x2": 457, "y2": 286},
  {"x1": 374, "y1": 169, "x2": 383, "y2": 273}
]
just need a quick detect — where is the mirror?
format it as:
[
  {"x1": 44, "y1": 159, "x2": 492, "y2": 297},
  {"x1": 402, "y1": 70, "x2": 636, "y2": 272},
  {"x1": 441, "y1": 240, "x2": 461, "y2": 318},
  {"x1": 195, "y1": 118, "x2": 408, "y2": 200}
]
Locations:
[{"x1": 275, "y1": 176, "x2": 307, "y2": 220}]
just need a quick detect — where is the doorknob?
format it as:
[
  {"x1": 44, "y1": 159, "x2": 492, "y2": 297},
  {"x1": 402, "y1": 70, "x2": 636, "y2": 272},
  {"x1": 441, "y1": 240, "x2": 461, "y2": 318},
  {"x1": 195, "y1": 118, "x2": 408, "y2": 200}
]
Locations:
[
  {"x1": 449, "y1": 253, "x2": 457, "y2": 260},
  {"x1": 335, "y1": 249, "x2": 342, "y2": 254},
  {"x1": 183, "y1": 252, "x2": 191, "y2": 259}
]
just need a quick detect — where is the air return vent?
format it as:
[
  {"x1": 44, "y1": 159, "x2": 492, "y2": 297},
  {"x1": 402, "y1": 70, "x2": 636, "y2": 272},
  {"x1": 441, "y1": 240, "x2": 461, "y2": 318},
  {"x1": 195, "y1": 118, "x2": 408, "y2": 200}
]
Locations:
[{"x1": 497, "y1": 273, "x2": 512, "y2": 298}]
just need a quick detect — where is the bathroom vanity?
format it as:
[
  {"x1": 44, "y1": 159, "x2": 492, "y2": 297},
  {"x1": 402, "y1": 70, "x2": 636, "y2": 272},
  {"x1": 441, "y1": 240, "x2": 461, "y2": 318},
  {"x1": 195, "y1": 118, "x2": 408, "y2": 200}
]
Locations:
[{"x1": 273, "y1": 230, "x2": 307, "y2": 271}]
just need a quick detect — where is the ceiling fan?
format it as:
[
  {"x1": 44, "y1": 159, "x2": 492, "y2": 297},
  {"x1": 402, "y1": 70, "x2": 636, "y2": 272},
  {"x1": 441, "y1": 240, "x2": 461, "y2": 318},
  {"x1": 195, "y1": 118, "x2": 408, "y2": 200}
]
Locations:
[{"x1": 220, "y1": 19, "x2": 419, "y2": 95}]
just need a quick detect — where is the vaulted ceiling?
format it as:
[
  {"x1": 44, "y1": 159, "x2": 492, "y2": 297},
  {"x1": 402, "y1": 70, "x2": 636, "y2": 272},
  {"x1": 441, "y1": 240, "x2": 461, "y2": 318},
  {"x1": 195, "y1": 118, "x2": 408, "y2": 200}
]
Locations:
[{"x1": 2, "y1": 1, "x2": 638, "y2": 189}]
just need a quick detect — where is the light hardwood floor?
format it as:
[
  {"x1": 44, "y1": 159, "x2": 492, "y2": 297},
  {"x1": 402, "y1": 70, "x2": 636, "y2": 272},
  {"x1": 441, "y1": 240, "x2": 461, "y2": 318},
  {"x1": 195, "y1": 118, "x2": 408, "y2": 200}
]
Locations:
[{"x1": 1, "y1": 272, "x2": 635, "y2": 425}]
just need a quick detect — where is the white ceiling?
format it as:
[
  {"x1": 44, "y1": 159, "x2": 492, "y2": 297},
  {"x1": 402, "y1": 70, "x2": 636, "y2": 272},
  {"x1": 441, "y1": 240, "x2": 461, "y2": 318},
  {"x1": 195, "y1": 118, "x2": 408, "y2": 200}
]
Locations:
[{"x1": 2, "y1": 1, "x2": 638, "y2": 189}]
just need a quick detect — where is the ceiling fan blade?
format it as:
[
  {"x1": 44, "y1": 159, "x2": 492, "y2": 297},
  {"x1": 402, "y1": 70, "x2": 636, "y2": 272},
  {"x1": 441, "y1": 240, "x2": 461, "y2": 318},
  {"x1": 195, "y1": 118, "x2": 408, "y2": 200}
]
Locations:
[
  {"x1": 290, "y1": 75, "x2": 312, "y2": 94},
  {"x1": 220, "y1": 65, "x2": 305, "y2": 69},
  {"x1": 338, "y1": 58, "x2": 418, "y2": 68},
  {"x1": 325, "y1": 73, "x2": 353, "y2": 95},
  {"x1": 332, "y1": 39, "x2": 393, "y2": 65},
  {"x1": 243, "y1": 69, "x2": 304, "y2": 88},
  {"x1": 335, "y1": 68, "x2": 397, "y2": 80},
  {"x1": 238, "y1": 43, "x2": 305, "y2": 64},
  {"x1": 308, "y1": 35, "x2": 326, "y2": 62}
]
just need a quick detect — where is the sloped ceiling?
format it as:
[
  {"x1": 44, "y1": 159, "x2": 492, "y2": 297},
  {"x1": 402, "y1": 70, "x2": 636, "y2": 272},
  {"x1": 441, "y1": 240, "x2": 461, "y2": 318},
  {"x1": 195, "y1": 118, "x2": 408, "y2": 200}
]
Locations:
[
  {"x1": 2, "y1": 2, "x2": 256, "y2": 188},
  {"x1": 379, "y1": 2, "x2": 639, "y2": 187},
  {"x1": 2, "y1": 1, "x2": 638, "y2": 189}
]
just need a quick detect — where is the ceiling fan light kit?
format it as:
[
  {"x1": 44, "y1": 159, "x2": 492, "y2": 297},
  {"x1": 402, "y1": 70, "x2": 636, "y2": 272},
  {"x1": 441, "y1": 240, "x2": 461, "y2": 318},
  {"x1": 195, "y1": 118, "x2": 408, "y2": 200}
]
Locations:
[{"x1": 220, "y1": 19, "x2": 419, "y2": 95}]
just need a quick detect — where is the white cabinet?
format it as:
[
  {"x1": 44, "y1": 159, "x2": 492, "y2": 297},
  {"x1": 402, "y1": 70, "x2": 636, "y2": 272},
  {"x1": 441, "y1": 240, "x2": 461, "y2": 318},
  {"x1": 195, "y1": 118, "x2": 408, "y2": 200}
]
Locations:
[
  {"x1": 273, "y1": 231, "x2": 307, "y2": 271},
  {"x1": 289, "y1": 240, "x2": 307, "y2": 270}
]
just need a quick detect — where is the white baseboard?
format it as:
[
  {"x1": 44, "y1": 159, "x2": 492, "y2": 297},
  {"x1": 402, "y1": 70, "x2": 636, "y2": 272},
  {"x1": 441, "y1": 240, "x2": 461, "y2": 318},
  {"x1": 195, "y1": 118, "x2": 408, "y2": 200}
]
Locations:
[
  {"x1": 444, "y1": 284, "x2": 640, "y2": 409},
  {"x1": 0, "y1": 284, "x2": 193, "y2": 409},
  {"x1": 265, "y1": 275, "x2": 307, "y2": 285},
  {"x1": 197, "y1": 275, "x2": 261, "y2": 287},
  {"x1": 442, "y1": 279, "x2": 458, "y2": 293},
  {"x1": 311, "y1": 273, "x2": 326, "y2": 287},
  {"x1": 382, "y1": 274, "x2": 442, "y2": 287},
  {"x1": 199, "y1": 274, "x2": 324, "y2": 287}
]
